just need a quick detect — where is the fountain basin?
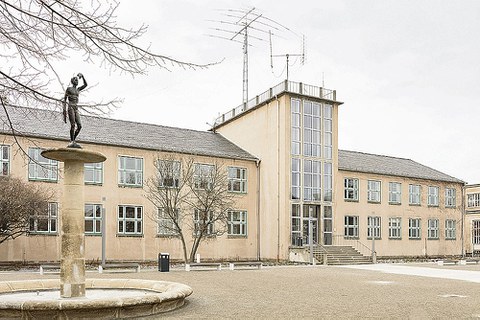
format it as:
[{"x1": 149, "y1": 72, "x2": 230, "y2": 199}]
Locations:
[{"x1": 0, "y1": 278, "x2": 192, "y2": 319}]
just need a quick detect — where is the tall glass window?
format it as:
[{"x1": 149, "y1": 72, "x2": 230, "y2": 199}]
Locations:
[
  {"x1": 409, "y1": 218, "x2": 421, "y2": 239},
  {"x1": 445, "y1": 219, "x2": 456, "y2": 240},
  {"x1": 291, "y1": 98, "x2": 301, "y2": 155},
  {"x1": 427, "y1": 219, "x2": 439, "y2": 239},
  {"x1": 291, "y1": 158, "x2": 301, "y2": 200},
  {"x1": 428, "y1": 186, "x2": 439, "y2": 206},
  {"x1": 445, "y1": 188, "x2": 456, "y2": 208},
  {"x1": 228, "y1": 167, "x2": 247, "y2": 193},
  {"x1": 409, "y1": 184, "x2": 421, "y2": 205},
  {"x1": 324, "y1": 104, "x2": 332, "y2": 160},
  {"x1": 85, "y1": 204, "x2": 102, "y2": 235},
  {"x1": 344, "y1": 178, "x2": 359, "y2": 201},
  {"x1": 0, "y1": 145, "x2": 9, "y2": 176},
  {"x1": 389, "y1": 182, "x2": 401, "y2": 204},
  {"x1": 367, "y1": 216, "x2": 381, "y2": 239},
  {"x1": 389, "y1": 217, "x2": 402, "y2": 239},
  {"x1": 303, "y1": 159, "x2": 321, "y2": 201},
  {"x1": 344, "y1": 216, "x2": 359, "y2": 238},
  {"x1": 367, "y1": 180, "x2": 381, "y2": 203},
  {"x1": 323, "y1": 162, "x2": 332, "y2": 202},
  {"x1": 291, "y1": 204, "x2": 302, "y2": 245},
  {"x1": 303, "y1": 101, "x2": 321, "y2": 157}
]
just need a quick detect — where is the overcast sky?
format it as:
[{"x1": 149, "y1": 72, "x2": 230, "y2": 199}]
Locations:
[{"x1": 60, "y1": 0, "x2": 480, "y2": 184}]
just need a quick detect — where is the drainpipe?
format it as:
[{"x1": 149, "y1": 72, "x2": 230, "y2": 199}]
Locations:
[
  {"x1": 461, "y1": 183, "x2": 465, "y2": 258},
  {"x1": 256, "y1": 159, "x2": 261, "y2": 261}
]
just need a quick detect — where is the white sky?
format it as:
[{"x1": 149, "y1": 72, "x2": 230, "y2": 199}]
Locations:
[{"x1": 58, "y1": 0, "x2": 480, "y2": 184}]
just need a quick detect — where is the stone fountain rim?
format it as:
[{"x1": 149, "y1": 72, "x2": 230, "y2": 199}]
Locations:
[{"x1": 0, "y1": 278, "x2": 193, "y2": 311}]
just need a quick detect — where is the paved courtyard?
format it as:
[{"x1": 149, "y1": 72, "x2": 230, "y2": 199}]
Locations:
[{"x1": 1, "y1": 263, "x2": 480, "y2": 319}]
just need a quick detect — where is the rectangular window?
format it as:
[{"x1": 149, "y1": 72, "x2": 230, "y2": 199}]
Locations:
[
  {"x1": 228, "y1": 210, "x2": 247, "y2": 236},
  {"x1": 84, "y1": 163, "x2": 103, "y2": 185},
  {"x1": 367, "y1": 180, "x2": 381, "y2": 203},
  {"x1": 427, "y1": 219, "x2": 439, "y2": 239},
  {"x1": 427, "y1": 186, "x2": 439, "y2": 206},
  {"x1": 409, "y1": 184, "x2": 421, "y2": 205},
  {"x1": 28, "y1": 148, "x2": 58, "y2": 181},
  {"x1": 344, "y1": 215, "x2": 359, "y2": 238},
  {"x1": 323, "y1": 104, "x2": 333, "y2": 160},
  {"x1": 193, "y1": 209, "x2": 214, "y2": 236},
  {"x1": 468, "y1": 193, "x2": 480, "y2": 208},
  {"x1": 118, "y1": 156, "x2": 143, "y2": 187},
  {"x1": 409, "y1": 218, "x2": 421, "y2": 239},
  {"x1": 291, "y1": 98, "x2": 301, "y2": 155},
  {"x1": 445, "y1": 188, "x2": 456, "y2": 208},
  {"x1": 157, "y1": 159, "x2": 181, "y2": 188},
  {"x1": 29, "y1": 202, "x2": 58, "y2": 234},
  {"x1": 85, "y1": 204, "x2": 102, "y2": 235},
  {"x1": 303, "y1": 101, "x2": 321, "y2": 157},
  {"x1": 367, "y1": 216, "x2": 381, "y2": 239},
  {"x1": 303, "y1": 159, "x2": 321, "y2": 201},
  {"x1": 0, "y1": 145, "x2": 10, "y2": 176},
  {"x1": 291, "y1": 204, "x2": 302, "y2": 245},
  {"x1": 389, "y1": 182, "x2": 401, "y2": 204},
  {"x1": 323, "y1": 162, "x2": 333, "y2": 202},
  {"x1": 291, "y1": 158, "x2": 301, "y2": 200},
  {"x1": 157, "y1": 208, "x2": 178, "y2": 236},
  {"x1": 228, "y1": 167, "x2": 247, "y2": 193},
  {"x1": 344, "y1": 178, "x2": 359, "y2": 201},
  {"x1": 445, "y1": 219, "x2": 456, "y2": 240},
  {"x1": 389, "y1": 217, "x2": 402, "y2": 239},
  {"x1": 193, "y1": 163, "x2": 215, "y2": 190},
  {"x1": 117, "y1": 205, "x2": 143, "y2": 235}
]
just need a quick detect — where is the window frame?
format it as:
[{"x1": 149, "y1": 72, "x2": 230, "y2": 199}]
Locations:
[
  {"x1": 303, "y1": 159, "x2": 321, "y2": 202},
  {"x1": 291, "y1": 158, "x2": 301, "y2": 200},
  {"x1": 157, "y1": 207, "x2": 179, "y2": 236},
  {"x1": 157, "y1": 159, "x2": 181, "y2": 189},
  {"x1": 344, "y1": 215, "x2": 359, "y2": 239},
  {"x1": 193, "y1": 209, "x2": 214, "y2": 236},
  {"x1": 29, "y1": 202, "x2": 58, "y2": 234},
  {"x1": 344, "y1": 178, "x2": 359, "y2": 201},
  {"x1": 427, "y1": 186, "x2": 439, "y2": 207},
  {"x1": 445, "y1": 188, "x2": 456, "y2": 208},
  {"x1": 85, "y1": 204, "x2": 102, "y2": 235},
  {"x1": 193, "y1": 163, "x2": 215, "y2": 190},
  {"x1": 227, "y1": 210, "x2": 247, "y2": 236},
  {"x1": 28, "y1": 147, "x2": 58, "y2": 182},
  {"x1": 427, "y1": 218, "x2": 439, "y2": 240},
  {"x1": 388, "y1": 182, "x2": 402, "y2": 205},
  {"x1": 408, "y1": 218, "x2": 421, "y2": 239},
  {"x1": 445, "y1": 219, "x2": 456, "y2": 240},
  {"x1": 409, "y1": 184, "x2": 421, "y2": 205},
  {"x1": 118, "y1": 156, "x2": 143, "y2": 187},
  {"x1": 388, "y1": 217, "x2": 402, "y2": 239},
  {"x1": 367, "y1": 216, "x2": 381, "y2": 239},
  {"x1": 367, "y1": 180, "x2": 381, "y2": 203},
  {"x1": 84, "y1": 162, "x2": 103, "y2": 185},
  {"x1": 468, "y1": 193, "x2": 480, "y2": 208},
  {"x1": 117, "y1": 205, "x2": 143, "y2": 235},
  {"x1": 0, "y1": 145, "x2": 10, "y2": 176},
  {"x1": 228, "y1": 167, "x2": 247, "y2": 194}
]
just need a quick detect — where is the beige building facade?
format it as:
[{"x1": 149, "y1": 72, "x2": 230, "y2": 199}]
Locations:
[
  {"x1": 0, "y1": 80, "x2": 469, "y2": 263},
  {"x1": 465, "y1": 184, "x2": 480, "y2": 254}
]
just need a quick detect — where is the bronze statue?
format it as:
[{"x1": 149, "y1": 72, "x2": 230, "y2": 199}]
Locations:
[{"x1": 63, "y1": 73, "x2": 87, "y2": 148}]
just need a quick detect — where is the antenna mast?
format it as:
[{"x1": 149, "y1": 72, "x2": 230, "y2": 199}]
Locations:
[{"x1": 270, "y1": 34, "x2": 306, "y2": 80}]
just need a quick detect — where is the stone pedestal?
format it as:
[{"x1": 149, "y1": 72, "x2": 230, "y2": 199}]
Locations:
[{"x1": 42, "y1": 148, "x2": 106, "y2": 298}]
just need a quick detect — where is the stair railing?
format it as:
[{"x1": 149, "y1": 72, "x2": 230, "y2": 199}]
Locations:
[{"x1": 332, "y1": 235, "x2": 374, "y2": 259}]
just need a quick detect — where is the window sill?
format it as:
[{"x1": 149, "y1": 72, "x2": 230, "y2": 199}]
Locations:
[
  {"x1": 445, "y1": 206, "x2": 456, "y2": 209},
  {"x1": 227, "y1": 235, "x2": 248, "y2": 239},
  {"x1": 85, "y1": 233, "x2": 102, "y2": 237},
  {"x1": 409, "y1": 203, "x2": 421, "y2": 207},
  {"x1": 427, "y1": 238, "x2": 439, "y2": 241},
  {"x1": 85, "y1": 182, "x2": 103, "y2": 186},
  {"x1": 445, "y1": 238, "x2": 457, "y2": 241},
  {"x1": 344, "y1": 199, "x2": 359, "y2": 203},
  {"x1": 408, "y1": 238, "x2": 422, "y2": 240},
  {"x1": 344, "y1": 237, "x2": 359, "y2": 240},
  {"x1": 27, "y1": 232, "x2": 58, "y2": 236},
  {"x1": 367, "y1": 201, "x2": 381, "y2": 204},
  {"x1": 156, "y1": 234, "x2": 180, "y2": 238},
  {"x1": 427, "y1": 205, "x2": 439, "y2": 208},
  {"x1": 388, "y1": 202, "x2": 401, "y2": 205},
  {"x1": 28, "y1": 179, "x2": 58, "y2": 183},
  {"x1": 116, "y1": 234, "x2": 144, "y2": 238},
  {"x1": 228, "y1": 191, "x2": 247, "y2": 195},
  {"x1": 388, "y1": 237, "x2": 402, "y2": 240}
]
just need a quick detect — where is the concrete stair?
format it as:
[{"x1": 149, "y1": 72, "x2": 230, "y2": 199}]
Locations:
[{"x1": 310, "y1": 245, "x2": 373, "y2": 265}]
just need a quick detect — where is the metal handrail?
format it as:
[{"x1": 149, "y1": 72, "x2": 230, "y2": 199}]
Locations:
[{"x1": 332, "y1": 235, "x2": 374, "y2": 257}]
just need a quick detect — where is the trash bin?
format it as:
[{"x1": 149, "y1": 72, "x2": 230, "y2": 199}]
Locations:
[{"x1": 158, "y1": 253, "x2": 169, "y2": 272}]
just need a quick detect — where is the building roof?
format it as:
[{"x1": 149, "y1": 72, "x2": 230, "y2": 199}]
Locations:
[
  {"x1": 338, "y1": 150, "x2": 464, "y2": 184},
  {"x1": 0, "y1": 106, "x2": 258, "y2": 161}
]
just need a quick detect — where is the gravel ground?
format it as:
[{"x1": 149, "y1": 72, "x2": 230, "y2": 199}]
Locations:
[{"x1": 1, "y1": 263, "x2": 480, "y2": 319}]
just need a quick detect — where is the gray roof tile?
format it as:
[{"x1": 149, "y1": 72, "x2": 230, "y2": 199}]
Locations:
[
  {"x1": 338, "y1": 150, "x2": 463, "y2": 184},
  {"x1": 0, "y1": 106, "x2": 258, "y2": 161}
]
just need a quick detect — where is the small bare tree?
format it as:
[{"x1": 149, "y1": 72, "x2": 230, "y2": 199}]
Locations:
[
  {"x1": 0, "y1": 176, "x2": 53, "y2": 244},
  {"x1": 145, "y1": 156, "x2": 235, "y2": 263}
]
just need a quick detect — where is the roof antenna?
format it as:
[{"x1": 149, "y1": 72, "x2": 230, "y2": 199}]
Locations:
[{"x1": 270, "y1": 33, "x2": 306, "y2": 80}]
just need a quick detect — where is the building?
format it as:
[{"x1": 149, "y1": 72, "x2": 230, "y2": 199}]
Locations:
[
  {"x1": 0, "y1": 80, "x2": 467, "y2": 263},
  {"x1": 465, "y1": 184, "x2": 480, "y2": 254}
]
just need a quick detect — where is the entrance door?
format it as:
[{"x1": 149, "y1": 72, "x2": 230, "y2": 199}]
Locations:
[
  {"x1": 473, "y1": 220, "x2": 480, "y2": 250},
  {"x1": 302, "y1": 205, "x2": 319, "y2": 245}
]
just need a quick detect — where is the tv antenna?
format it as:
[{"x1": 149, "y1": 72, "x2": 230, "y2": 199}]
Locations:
[
  {"x1": 207, "y1": 7, "x2": 295, "y2": 105},
  {"x1": 270, "y1": 32, "x2": 306, "y2": 80}
]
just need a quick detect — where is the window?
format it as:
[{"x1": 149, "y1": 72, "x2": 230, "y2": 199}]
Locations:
[
  {"x1": 367, "y1": 180, "x2": 381, "y2": 203},
  {"x1": 468, "y1": 193, "x2": 480, "y2": 208},
  {"x1": 323, "y1": 104, "x2": 333, "y2": 160},
  {"x1": 445, "y1": 188, "x2": 456, "y2": 208},
  {"x1": 389, "y1": 217, "x2": 402, "y2": 239},
  {"x1": 0, "y1": 145, "x2": 9, "y2": 176},
  {"x1": 367, "y1": 216, "x2": 381, "y2": 239},
  {"x1": 291, "y1": 158, "x2": 301, "y2": 200},
  {"x1": 303, "y1": 159, "x2": 321, "y2": 201},
  {"x1": 85, "y1": 204, "x2": 102, "y2": 235},
  {"x1": 445, "y1": 219, "x2": 456, "y2": 240},
  {"x1": 291, "y1": 98, "x2": 301, "y2": 155},
  {"x1": 28, "y1": 148, "x2": 58, "y2": 181},
  {"x1": 409, "y1": 218, "x2": 421, "y2": 239},
  {"x1": 228, "y1": 167, "x2": 247, "y2": 193},
  {"x1": 157, "y1": 159, "x2": 181, "y2": 188},
  {"x1": 344, "y1": 178, "x2": 359, "y2": 201},
  {"x1": 29, "y1": 202, "x2": 58, "y2": 234},
  {"x1": 193, "y1": 209, "x2": 214, "y2": 236},
  {"x1": 291, "y1": 204, "x2": 302, "y2": 245},
  {"x1": 193, "y1": 163, "x2": 214, "y2": 190},
  {"x1": 84, "y1": 163, "x2": 103, "y2": 185},
  {"x1": 118, "y1": 156, "x2": 143, "y2": 187},
  {"x1": 409, "y1": 184, "x2": 421, "y2": 205},
  {"x1": 157, "y1": 208, "x2": 178, "y2": 236},
  {"x1": 228, "y1": 210, "x2": 247, "y2": 236},
  {"x1": 427, "y1": 219, "x2": 439, "y2": 239},
  {"x1": 323, "y1": 162, "x2": 333, "y2": 202},
  {"x1": 117, "y1": 205, "x2": 142, "y2": 235},
  {"x1": 344, "y1": 216, "x2": 359, "y2": 238},
  {"x1": 427, "y1": 186, "x2": 439, "y2": 206},
  {"x1": 303, "y1": 101, "x2": 321, "y2": 157},
  {"x1": 389, "y1": 182, "x2": 401, "y2": 204}
]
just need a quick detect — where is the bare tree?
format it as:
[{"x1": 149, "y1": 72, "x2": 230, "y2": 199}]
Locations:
[
  {"x1": 145, "y1": 156, "x2": 235, "y2": 263},
  {"x1": 0, "y1": 0, "x2": 214, "y2": 150},
  {"x1": 0, "y1": 176, "x2": 53, "y2": 244}
]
